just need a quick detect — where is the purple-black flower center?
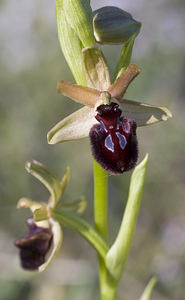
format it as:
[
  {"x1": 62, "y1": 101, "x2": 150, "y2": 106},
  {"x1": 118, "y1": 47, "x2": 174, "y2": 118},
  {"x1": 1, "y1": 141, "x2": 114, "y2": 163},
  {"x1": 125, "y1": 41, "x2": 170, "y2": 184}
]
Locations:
[
  {"x1": 89, "y1": 102, "x2": 138, "y2": 174},
  {"x1": 15, "y1": 218, "x2": 53, "y2": 270}
]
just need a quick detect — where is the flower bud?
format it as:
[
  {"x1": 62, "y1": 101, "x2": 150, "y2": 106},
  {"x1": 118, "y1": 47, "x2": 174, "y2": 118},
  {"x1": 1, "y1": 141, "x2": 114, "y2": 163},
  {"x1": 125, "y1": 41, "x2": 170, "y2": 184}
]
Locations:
[{"x1": 93, "y1": 6, "x2": 141, "y2": 44}]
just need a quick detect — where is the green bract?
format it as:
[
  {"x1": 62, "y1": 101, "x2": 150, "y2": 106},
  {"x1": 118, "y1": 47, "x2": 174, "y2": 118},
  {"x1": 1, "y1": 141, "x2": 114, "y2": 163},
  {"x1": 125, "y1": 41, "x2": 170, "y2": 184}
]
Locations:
[
  {"x1": 47, "y1": 47, "x2": 171, "y2": 145},
  {"x1": 55, "y1": 0, "x2": 95, "y2": 85},
  {"x1": 106, "y1": 154, "x2": 149, "y2": 281},
  {"x1": 114, "y1": 34, "x2": 136, "y2": 79},
  {"x1": 56, "y1": 0, "x2": 86, "y2": 85},
  {"x1": 140, "y1": 277, "x2": 157, "y2": 300},
  {"x1": 63, "y1": 0, "x2": 95, "y2": 47}
]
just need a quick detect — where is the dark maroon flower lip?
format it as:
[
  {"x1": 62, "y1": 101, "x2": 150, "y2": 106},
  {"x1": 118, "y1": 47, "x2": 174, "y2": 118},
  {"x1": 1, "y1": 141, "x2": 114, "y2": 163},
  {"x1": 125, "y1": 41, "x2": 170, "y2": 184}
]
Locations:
[
  {"x1": 89, "y1": 102, "x2": 138, "y2": 174},
  {"x1": 15, "y1": 218, "x2": 53, "y2": 270}
]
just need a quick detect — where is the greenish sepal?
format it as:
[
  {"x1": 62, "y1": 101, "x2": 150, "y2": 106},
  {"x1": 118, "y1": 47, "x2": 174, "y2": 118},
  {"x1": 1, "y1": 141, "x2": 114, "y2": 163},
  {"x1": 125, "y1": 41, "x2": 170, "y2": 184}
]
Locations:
[
  {"x1": 119, "y1": 98, "x2": 172, "y2": 126},
  {"x1": 93, "y1": 6, "x2": 141, "y2": 44},
  {"x1": 25, "y1": 160, "x2": 63, "y2": 208},
  {"x1": 114, "y1": 34, "x2": 136, "y2": 80},
  {"x1": 55, "y1": 0, "x2": 86, "y2": 85},
  {"x1": 47, "y1": 95, "x2": 171, "y2": 144},
  {"x1": 105, "y1": 154, "x2": 149, "y2": 282},
  {"x1": 39, "y1": 219, "x2": 63, "y2": 272},
  {"x1": 63, "y1": 0, "x2": 95, "y2": 47},
  {"x1": 140, "y1": 277, "x2": 157, "y2": 300},
  {"x1": 48, "y1": 61, "x2": 171, "y2": 144},
  {"x1": 60, "y1": 196, "x2": 87, "y2": 215},
  {"x1": 53, "y1": 208, "x2": 108, "y2": 259},
  {"x1": 82, "y1": 46, "x2": 111, "y2": 90},
  {"x1": 47, "y1": 106, "x2": 96, "y2": 144}
]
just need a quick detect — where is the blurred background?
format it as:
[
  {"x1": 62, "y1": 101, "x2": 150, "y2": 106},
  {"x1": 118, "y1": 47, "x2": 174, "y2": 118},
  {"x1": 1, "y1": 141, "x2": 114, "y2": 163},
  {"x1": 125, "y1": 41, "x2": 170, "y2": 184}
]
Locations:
[{"x1": 0, "y1": 0, "x2": 185, "y2": 299}]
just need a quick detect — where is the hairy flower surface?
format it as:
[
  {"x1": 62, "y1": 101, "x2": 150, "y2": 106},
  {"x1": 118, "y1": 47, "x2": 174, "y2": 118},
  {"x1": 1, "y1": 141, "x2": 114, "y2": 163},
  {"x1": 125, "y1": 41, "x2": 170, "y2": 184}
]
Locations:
[
  {"x1": 90, "y1": 102, "x2": 138, "y2": 174},
  {"x1": 15, "y1": 218, "x2": 53, "y2": 270}
]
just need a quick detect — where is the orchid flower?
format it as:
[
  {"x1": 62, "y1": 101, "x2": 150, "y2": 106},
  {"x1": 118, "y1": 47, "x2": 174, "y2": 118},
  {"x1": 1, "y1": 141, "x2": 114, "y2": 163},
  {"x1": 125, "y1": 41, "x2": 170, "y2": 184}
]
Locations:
[
  {"x1": 15, "y1": 160, "x2": 108, "y2": 271},
  {"x1": 47, "y1": 46, "x2": 171, "y2": 173},
  {"x1": 15, "y1": 160, "x2": 69, "y2": 271}
]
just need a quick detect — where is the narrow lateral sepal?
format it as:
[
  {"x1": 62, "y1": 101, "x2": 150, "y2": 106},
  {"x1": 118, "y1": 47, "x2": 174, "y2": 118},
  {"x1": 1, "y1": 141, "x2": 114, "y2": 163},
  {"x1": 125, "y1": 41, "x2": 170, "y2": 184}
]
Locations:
[
  {"x1": 119, "y1": 98, "x2": 172, "y2": 126},
  {"x1": 47, "y1": 106, "x2": 97, "y2": 144}
]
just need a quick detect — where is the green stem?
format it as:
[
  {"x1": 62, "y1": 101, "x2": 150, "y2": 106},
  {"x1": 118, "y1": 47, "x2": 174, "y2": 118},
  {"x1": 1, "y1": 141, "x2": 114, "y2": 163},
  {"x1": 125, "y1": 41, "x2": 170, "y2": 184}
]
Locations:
[
  {"x1": 93, "y1": 159, "x2": 108, "y2": 241},
  {"x1": 53, "y1": 208, "x2": 108, "y2": 259},
  {"x1": 93, "y1": 160, "x2": 117, "y2": 300}
]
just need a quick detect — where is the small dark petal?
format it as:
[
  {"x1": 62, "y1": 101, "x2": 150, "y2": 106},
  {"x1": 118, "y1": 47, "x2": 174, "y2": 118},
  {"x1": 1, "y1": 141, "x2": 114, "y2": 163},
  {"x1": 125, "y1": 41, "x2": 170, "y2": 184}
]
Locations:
[
  {"x1": 15, "y1": 218, "x2": 53, "y2": 270},
  {"x1": 95, "y1": 103, "x2": 121, "y2": 124},
  {"x1": 90, "y1": 103, "x2": 138, "y2": 174}
]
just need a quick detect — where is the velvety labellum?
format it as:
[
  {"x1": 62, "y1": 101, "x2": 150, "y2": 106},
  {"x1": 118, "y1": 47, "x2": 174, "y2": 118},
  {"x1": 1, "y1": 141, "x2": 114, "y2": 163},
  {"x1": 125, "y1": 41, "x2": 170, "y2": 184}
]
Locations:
[
  {"x1": 89, "y1": 102, "x2": 138, "y2": 174},
  {"x1": 15, "y1": 218, "x2": 53, "y2": 270}
]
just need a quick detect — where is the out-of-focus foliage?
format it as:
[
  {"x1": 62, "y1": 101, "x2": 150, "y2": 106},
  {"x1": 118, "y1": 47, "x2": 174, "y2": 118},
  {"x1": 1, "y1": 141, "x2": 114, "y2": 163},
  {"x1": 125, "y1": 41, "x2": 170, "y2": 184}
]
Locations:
[{"x1": 0, "y1": 0, "x2": 185, "y2": 300}]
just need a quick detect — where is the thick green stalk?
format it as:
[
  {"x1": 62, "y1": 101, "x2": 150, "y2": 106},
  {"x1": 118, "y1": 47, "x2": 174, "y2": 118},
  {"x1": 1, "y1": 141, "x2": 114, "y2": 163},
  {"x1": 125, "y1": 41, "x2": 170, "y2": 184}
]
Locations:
[
  {"x1": 93, "y1": 159, "x2": 108, "y2": 296},
  {"x1": 93, "y1": 159, "x2": 108, "y2": 241},
  {"x1": 93, "y1": 160, "x2": 117, "y2": 300}
]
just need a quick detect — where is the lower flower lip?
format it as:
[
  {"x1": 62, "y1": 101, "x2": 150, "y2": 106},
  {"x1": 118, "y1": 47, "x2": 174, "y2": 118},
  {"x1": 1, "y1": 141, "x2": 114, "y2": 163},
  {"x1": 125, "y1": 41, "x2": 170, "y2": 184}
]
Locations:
[
  {"x1": 15, "y1": 219, "x2": 53, "y2": 270},
  {"x1": 89, "y1": 103, "x2": 138, "y2": 174}
]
